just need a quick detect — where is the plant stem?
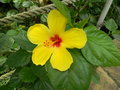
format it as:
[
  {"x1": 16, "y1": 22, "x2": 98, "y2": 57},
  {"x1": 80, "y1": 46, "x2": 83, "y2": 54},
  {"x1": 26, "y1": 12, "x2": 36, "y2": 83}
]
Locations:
[{"x1": 97, "y1": 0, "x2": 113, "y2": 29}]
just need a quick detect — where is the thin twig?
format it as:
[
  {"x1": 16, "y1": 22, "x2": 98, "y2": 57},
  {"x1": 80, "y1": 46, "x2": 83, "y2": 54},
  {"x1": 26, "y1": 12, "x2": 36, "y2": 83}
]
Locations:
[{"x1": 97, "y1": 0, "x2": 113, "y2": 29}]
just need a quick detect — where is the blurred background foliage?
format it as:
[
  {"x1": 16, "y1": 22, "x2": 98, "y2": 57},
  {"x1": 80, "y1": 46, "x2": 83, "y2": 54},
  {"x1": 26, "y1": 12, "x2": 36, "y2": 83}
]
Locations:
[
  {"x1": 0, "y1": 0, "x2": 120, "y2": 89},
  {"x1": 0, "y1": 0, "x2": 120, "y2": 33}
]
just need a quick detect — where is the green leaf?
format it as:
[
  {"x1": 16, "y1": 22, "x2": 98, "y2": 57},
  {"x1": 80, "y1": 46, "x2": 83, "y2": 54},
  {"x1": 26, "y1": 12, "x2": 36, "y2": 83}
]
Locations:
[
  {"x1": 0, "y1": 33, "x2": 14, "y2": 54},
  {"x1": 0, "y1": 65, "x2": 9, "y2": 75},
  {"x1": 31, "y1": 64, "x2": 54, "y2": 90},
  {"x1": 8, "y1": 72, "x2": 22, "y2": 88},
  {"x1": 0, "y1": 85, "x2": 14, "y2": 90},
  {"x1": 13, "y1": 0, "x2": 26, "y2": 8},
  {"x1": 0, "y1": 0, "x2": 11, "y2": 3},
  {"x1": 81, "y1": 26, "x2": 120, "y2": 66},
  {"x1": 41, "y1": 14, "x2": 47, "y2": 23},
  {"x1": 25, "y1": 79, "x2": 54, "y2": 90},
  {"x1": 6, "y1": 49, "x2": 31, "y2": 67},
  {"x1": 33, "y1": 80, "x2": 54, "y2": 90},
  {"x1": 91, "y1": 0, "x2": 102, "y2": 2},
  {"x1": 11, "y1": 42, "x2": 20, "y2": 51},
  {"x1": 74, "y1": 18, "x2": 89, "y2": 28},
  {"x1": 13, "y1": 30, "x2": 35, "y2": 51},
  {"x1": 0, "y1": 13, "x2": 4, "y2": 18},
  {"x1": 6, "y1": 10, "x2": 18, "y2": 17},
  {"x1": 50, "y1": 0, "x2": 72, "y2": 26},
  {"x1": 112, "y1": 30, "x2": 120, "y2": 34},
  {"x1": 105, "y1": 18, "x2": 118, "y2": 31},
  {"x1": 46, "y1": 49, "x2": 92, "y2": 90},
  {"x1": 22, "y1": 1, "x2": 33, "y2": 8},
  {"x1": 19, "y1": 67, "x2": 37, "y2": 83},
  {"x1": 79, "y1": 11, "x2": 89, "y2": 20},
  {"x1": 112, "y1": 34, "x2": 120, "y2": 41},
  {"x1": 31, "y1": 64, "x2": 48, "y2": 80},
  {"x1": 92, "y1": 70, "x2": 100, "y2": 84},
  {"x1": 0, "y1": 56, "x2": 7, "y2": 66},
  {"x1": 6, "y1": 30, "x2": 19, "y2": 36},
  {"x1": 83, "y1": 25, "x2": 98, "y2": 31}
]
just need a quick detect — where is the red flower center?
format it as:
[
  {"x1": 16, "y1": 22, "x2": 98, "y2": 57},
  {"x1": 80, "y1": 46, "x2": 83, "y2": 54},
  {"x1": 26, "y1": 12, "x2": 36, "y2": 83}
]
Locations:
[
  {"x1": 44, "y1": 34, "x2": 62, "y2": 47},
  {"x1": 50, "y1": 34, "x2": 62, "y2": 47}
]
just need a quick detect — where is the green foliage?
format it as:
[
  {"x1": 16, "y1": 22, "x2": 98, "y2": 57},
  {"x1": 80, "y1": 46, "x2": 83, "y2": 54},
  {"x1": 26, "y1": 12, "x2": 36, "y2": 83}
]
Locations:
[
  {"x1": 82, "y1": 26, "x2": 120, "y2": 66},
  {"x1": 113, "y1": 34, "x2": 120, "y2": 41},
  {"x1": 24, "y1": 80, "x2": 54, "y2": 90},
  {"x1": 19, "y1": 67, "x2": 37, "y2": 82},
  {"x1": 0, "y1": 76, "x2": 10, "y2": 86},
  {"x1": 74, "y1": 18, "x2": 89, "y2": 28},
  {"x1": 0, "y1": 33, "x2": 14, "y2": 54},
  {"x1": 13, "y1": 30, "x2": 35, "y2": 51},
  {"x1": 0, "y1": 0, "x2": 11, "y2": 3},
  {"x1": 92, "y1": 70, "x2": 100, "y2": 84},
  {"x1": 7, "y1": 71, "x2": 22, "y2": 88},
  {"x1": 46, "y1": 49, "x2": 92, "y2": 90},
  {"x1": 6, "y1": 10, "x2": 18, "y2": 17},
  {"x1": 112, "y1": 30, "x2": 120, "y2": 41},
  {"x1": 112, "y1": 30, "x2": 120, "y2": 34},
  {"x1": 0, "y1": 85, "x2": 14, "y2": 90},
  {"x1": 0, "y1": 56, "x2": 7, "y2": 66},
  {"x1": 12, "y1": 0, "x2": 36, "y2": 8},
  {"x1": 31, "y1": 64, "x2": 48, "y2": 80},
  {"x1": 6, "y1": 30, "x2": 19, "y2": 36},
  {"x1": 90, "y1": 0, "x2": 102, "y2": 2},
  {"x1": 105, "y1": 18, "x2": 118, "y2": 31},
  {"x1": 22, "y1": 1, "x2": 33, "y2": 8},
  {"x1": 104, "y1": 18, "x2": 120, "y2": 42},
  {"x1": 32, "y1": 80, "x2": 54, "y2": 90},
  {"x1": 0, "y1": 64, "x2": 9, "y2": 75},
  {"x1": 13, "y1": 0, "x2": 24, "y2": 8},
  {"x1": 41, "y1": 14, "x2": 47, "y2": 23},
  {"x1": 6, "y1": 49, "x2": 31, "y2": 67},
  {"x1": 31, "y1": 65, "x2": 54, "y2": 90}
]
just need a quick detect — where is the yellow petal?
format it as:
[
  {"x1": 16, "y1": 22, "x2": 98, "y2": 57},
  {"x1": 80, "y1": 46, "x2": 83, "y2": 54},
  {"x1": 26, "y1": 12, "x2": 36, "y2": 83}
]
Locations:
[
  {"x1": 50, "y1": 47, "x2": 73, "y2": 71},
  {"x1": 47, "y1": 9, "x2": 67, "y2": 34},
  {"x1": 32, "y1": 45, "x2": 53, "y2": 65},
  {"x1": 61, "y1": 28, "x2": 87, "y2": 49},
  {"x1": 27, "y1": 24, "x2": 51, "y2": 44}
]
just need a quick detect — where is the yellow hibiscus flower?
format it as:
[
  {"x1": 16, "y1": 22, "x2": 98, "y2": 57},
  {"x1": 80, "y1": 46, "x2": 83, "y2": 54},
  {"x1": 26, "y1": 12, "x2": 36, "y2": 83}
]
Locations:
[{"x1": 27, "y1": 9, "x2": 87, "y2": 71}]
